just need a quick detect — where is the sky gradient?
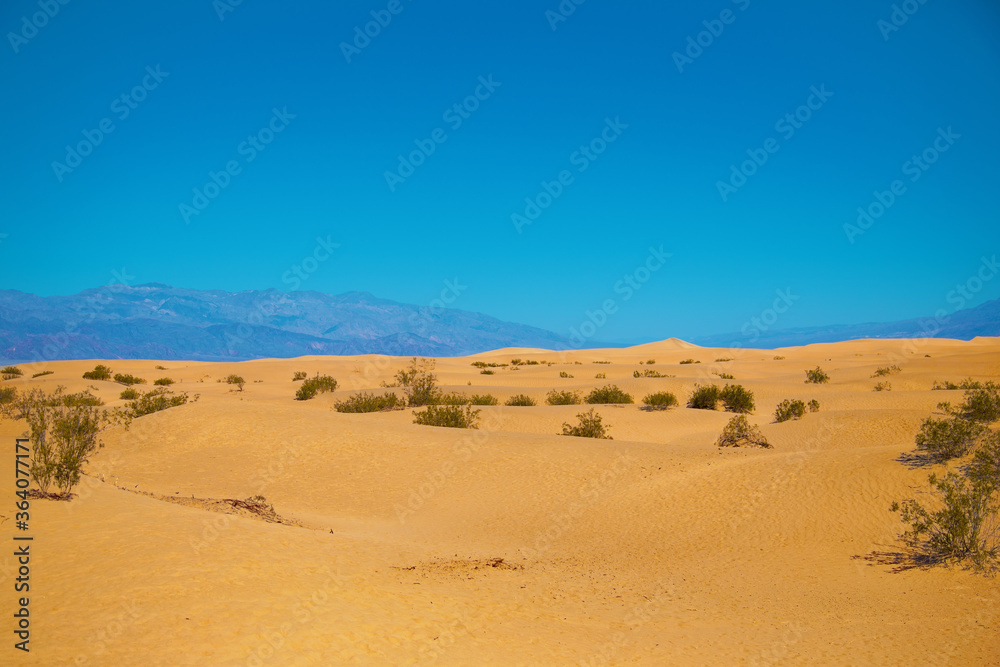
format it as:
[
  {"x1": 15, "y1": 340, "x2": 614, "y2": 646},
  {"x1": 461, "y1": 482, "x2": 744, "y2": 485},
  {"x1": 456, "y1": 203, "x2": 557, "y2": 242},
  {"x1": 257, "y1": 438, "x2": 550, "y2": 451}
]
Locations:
[{"x1": 2, "y1": 0, "x2": 999, "y2": 344}]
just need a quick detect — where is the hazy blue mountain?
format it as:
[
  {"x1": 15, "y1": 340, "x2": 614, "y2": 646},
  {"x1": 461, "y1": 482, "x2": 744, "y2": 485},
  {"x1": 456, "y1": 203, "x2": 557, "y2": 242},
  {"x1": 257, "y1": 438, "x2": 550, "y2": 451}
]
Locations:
[
  {"x1": 690, "y1": 297, "x2": 1000, "y2": 349},
  {"x1": 0, "y1": 284, "x2": 577, "y2": 362}
]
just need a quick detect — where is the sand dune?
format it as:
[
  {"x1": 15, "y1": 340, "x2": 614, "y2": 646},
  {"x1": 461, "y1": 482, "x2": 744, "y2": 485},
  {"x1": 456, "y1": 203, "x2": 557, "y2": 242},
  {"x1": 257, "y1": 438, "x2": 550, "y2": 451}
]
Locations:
[{"x1": 2, "y1": 338, "x2": 999, "y2": 665}]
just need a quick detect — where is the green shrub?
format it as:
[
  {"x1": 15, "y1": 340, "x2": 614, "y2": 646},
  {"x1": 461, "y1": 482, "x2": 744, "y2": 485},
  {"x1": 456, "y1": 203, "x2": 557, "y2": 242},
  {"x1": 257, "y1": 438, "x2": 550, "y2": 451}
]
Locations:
[
  {"x1": 294, "y1": 374, "x2": 337, "y2": 401},
  {"x1": 412, "y1": 404, "x2": 480, "y2": 429},
  {"x1": 1, "y1": 366, "x2": 23, "y2": 380},
  {"x1": 225, "y1": 374, "x2": 246, "y2": 391},
  {"x1": 154, "y1": 377, "x2": 174, "y2": 386},
  {"x1": 874, "y1": 382, "x2": 891, "y2": 392},
  {"x1": 585, "y1": 385, "x2": 633, "y2": 405},
  {"x1": 561, "y1": 408, "x2": 612, "y2": 439},
  {"x1": 642, "y1": 392, "x2": 678, "y2": 411},
  {"x1": 0, "y1": 386, "x2": 18, "y2": 409},
  {"x1": 471, "y1": 361, "x2": 507, "y2": 368},
  {"x1": 505, "y1": 394, "x2": 536, "y2": 407},
  {"x1": 119, "y1": 388, "x2": 140, "y2": 400},
  {"x1": 774, "y1": 399, "x2": 806, "y2": 423},
  {"x1": 559, "y1": 371, "x2": 574, "y2": 379},
  {"x1": 687, "y1": 384, "x2": 720, "y2": 410},
  {"x1": 293, "y1": 371, "x2": 307, "y2": 381},
  {"x1": 127, "y1": 388, "x2": 191, "y2": 418},
  {"x1": 719, "y1": 384, "x2": 755, "y2": 413},
  {"x1": 716, "y1": 415, "x2": 771, "y2": 448},
  {"x1": 480, "y1": 370, "x2": 495, "y2": 375},
  {"x1": 645, "y1": 359, "x2": 656, "y2": 365},
  {"x1": 932, "y1": 380, "x2": 960, "y2": 391},
  {"x1": 807, "y1": 399, "x2": 820, "y2": 413},
  {"x1": 956, "y1": 381, "x2": 1000, "y2": 423},
  {"x1": 872, "y1": 364, "x2": 902, "y2": 377},
  {"x1": 394, "y1": 359, "x2": 440, "y2": 406},
  {"x1": 969, "y1": 432, "x2": 1000, "y2": 490},
  {"x1": 804, "y1": 367, "x2": 829, "y2": 384},
  {"x1": 31, "y1": 370, "x2": 54, "y2": 378},
  {"x1": 113, "y1": 373, "x2": 146, "y2": 386},
  {"x1": 333, "y1": 392, "x2": 403, "y2": 413},
  {"x1": 679, "y1": 359, "x2": 699, "y2": 365},
  {"x1": 434, "y1": 393, "x2": 470, "y2": 406},
  {"x1": 914, "y1": 416, "x2": 988, "y2": 463},
  {"x1": 891, "y1": 471, "x2": 998, "y2": 571},
  {"x1": 592, "y1": 360, "x2": 611, "y2": 365},
  {"x1": 82, "y1": 364, "x2": 113, "y2": 381},
  {"x1": 595, "y1": 372, "x2": 606, "y2": 379},
  {"x1": 154, "y1": 365, "x2": 167, "y2": 370},
  {"x1": 714, "y1": 372, "x2": 734, "y2": 380},
  {"x1": 773, "y1": 355, "x2": 785, "y2": 360},
  {"x1": 469, "y1": 394, "x2": 498, "y2": 406},
  {"x1": 634, "y1": 369, "x2": 671, "y2": 378},
  {"x1": 546, "y1": 390, "x2": 581, "y2": 406},
  {"x1": 714, "y1": 357, "x2": 734, "y2": 363}
]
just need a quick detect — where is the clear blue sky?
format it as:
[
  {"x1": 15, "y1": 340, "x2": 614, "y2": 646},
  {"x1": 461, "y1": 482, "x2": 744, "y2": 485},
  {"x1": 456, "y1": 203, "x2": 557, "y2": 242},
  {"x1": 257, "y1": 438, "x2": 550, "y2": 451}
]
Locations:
[{"x1": 2, "y1": 0, "x2": 998, "y2": 343}]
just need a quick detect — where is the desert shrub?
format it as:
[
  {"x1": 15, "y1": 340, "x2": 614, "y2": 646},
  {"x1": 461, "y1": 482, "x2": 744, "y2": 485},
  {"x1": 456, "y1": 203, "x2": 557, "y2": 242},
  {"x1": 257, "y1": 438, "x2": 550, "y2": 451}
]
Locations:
[
  {"x1": 773, "y1": 355, "x2": 785, "y2": 360},
  {"x1": 434, "y1": 393, "x2": 470, "y2": 406},
  {"x1": 872, "y1": 364, "x2": 902, "y2": 377},
  {"x1": 225, "y1": 374, "x2": 246, "y2": 392},
  {"x1": 592, "y1": 360, "x2": 611, "y2": 365},
  {"x1": 714, "y1": 357, "x2": 734, "y2": 363},
  {"x1": 585, "y1": 385, "x2": 633, "y2": 404},
  {"x1": 634, "y1": 369, "x2": 670, "y2": 378},
  {"x1": 480, "y1": 370, "x2": 494, "y2": 375},
  {"x1": 687, "y1": 384, "x2": 720, "y2": 410},
  {"x1": 679, "y1": 359, "x2": 699, "y2": 365},
  {"x1": 716, "y1": 415, "x2": 771, "y2": 448},
  {"x1": 293, "y1": 371, "x2": 307, "y2": 381},
  {"x1": 0, "y1": 386, "x2": 18, "y2": 409},
  {"x1": 559, "y1": 371, "x2": 574, "y2": 378},
  {"x1": 804, "y1": 367, "x2": 829, "y2": 384},
  {"x1": 505, "y1": 394, "x2": 536, "y2": 407},
  {"x1": 393, "y1": 359, "x2": 440, "y2": 406},
  {"x1": 127, "y1": 388, "x2": 190, "y2": 417},
  {"x1": 714, "y1": 372, "x2": 734, "y2": 380},
  {"x1": 932, "y1": 380, "x2": 960, "y2": 391},
  {"x1": 333, "y1": 392, "x2": 403, "y2": 413},
  {"x1": 82, "y1": 364, "x2": 113, "y2": 381},
  {"x1": 294, "y1": 374, "x2": 337, "y2": 401},
  {"x1": 969, "y1": 432, "x2": 1000, "y2": 489},
  {"x1": 119, "y1": 388, "x2": 140, "y2": 400},
  {"x1": 956, "y1": 381, "x2": 1000, "y2": 423},
  {"x1": 645, "y1": 359, "x2": 656, "y2": 365},
  {"x1": 891, "y1": 471, "x2": 998, "y2": 571},
  {"x1": 561, "y1": 408, "x2": 612, "y2": 439},
  {"x1": 546, "y1": 390, "x2": 581, "y2": 406},
  {"x1": 720, "y1": 384, "x2": 755, "y2": 413},
  {"x1": 774, "y1": 399, "x2": 806, "y2": 423},
  {"x1": 60, "y1": 391, "x2": 104, "y2": 408},
  {"x1": 471, "y1": 361, "x2": 507, "y2": 368},
  {"x1": 807, "y1": 399, "x2": 820, "y2": 413},
  {"x1": 469, "y1": 394, "x2": 498, "y2": 406},
  {"x1": 113, "y1": 373, "x2": 146, "y2": 386},
  {"x1": 642, "y1": 392, "x2": 678, "y2": 410},
  {"x1": 595, "y1": 372, "x2": 606, "y2": 379},
  {"x1": 154, "y1": 377, "x2": 174, "y2": 386},
  {"x1": 154, "y1": 365, "x2": 167, "y2": 370},
  {"x1": 874, "y1": 381, "x2": 891, "y2": 392},
  {"x1": 412, "y1": 404, "x2": 480, "y2": 429},
  {"x1": 31, "y1": 370, "x2": 54, "y2": 378},
  {"x1": 914, "y1": 416, "x2": 988, "y2": 463},
  {"x1": 1, "y1": 366, "x2": 23, "y2": 380}
]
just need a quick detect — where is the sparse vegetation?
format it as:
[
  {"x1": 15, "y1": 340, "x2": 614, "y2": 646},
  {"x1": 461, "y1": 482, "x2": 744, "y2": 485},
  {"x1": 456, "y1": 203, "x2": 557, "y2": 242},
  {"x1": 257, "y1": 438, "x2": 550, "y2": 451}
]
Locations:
[
  {"x1": 412, "y1": 404, "x2": 480, "y2": 429},
  {"x1": 714, "y1": 372, "x2": 734, "y2": 380},
  {"x1": 641, "y1": 392, "x2": 678, "y2": 411},
  {"x1": 634, "y1": 369, "x2": 671, "y2": 378},
  {"x1": 126, "y1": 388, "x2": 192, "y2": 418},
  {"x1": 679, "y1": 359, "x2": 699, "y2": 365},
  {"x1": 119, "y1": 388, "x2": 140, "y2": 400},
  {"x1": 154, "y1": 377, "x2": 174, "y2": 386},
  {"x1": 505, "y1": 394, "x2": 536, "y2": 407},
  {"x1": 592, "y1": 360, "x2": 612, "y2": 365},
  {"x1": 559, "y1": 371, "x2": 574, "y2": 378},
  {"x1": 716, "y1": 415, "x2": 770, "y2": 448},
  {"x1": 955, "y1": 380, "x2": 1000, "y2": 423},
  {"x1": 807, "y1": 399, "x2": 820, "y2": 413},
  {"x1": 714, "y1": 357, "x2": 734, "y2": 363},
  {"x1": 872, "y1": 365, "x2": 902, "y2": 377},
  {"x1": 31, "y1": 370, "x2": 54, "y2": 379},
  {"x1": 293, "y1": 371, "x2": 308, "y2": 381},
  {"x1": 469, "y1": 394, "x2": 499, "y2": 406},
  {"x1": 225, "y1": 374, "x2": 246, "y2": 392},
  {"x1": 874, "y1": 381, "x2": 891, "y2": 392},
  {"x1": 774, "y1": 399, "x2": 806, "y2": 423},
  {"x1": 294, "y1": 374, "x2": 336, "y2": 400},
  {"x1": 720, "y1": 384, "x2": 755, "y2": 414},
  {"x1": 687, "y1": 385, "x2": 721, "y2": 410},
  {"x1": 561, "y1": 408, "x2": 612, "y2": 439},
  {"x1": 333, "y1": 392, "x2": 403, "y2": 413},
  {"x1": 585, "y1": 385, "x2": 633, "y2": 405},
  {"x1": 914, "y1": 416, "x2": 988, "y2": 463},
  {"x1": 594, "y1": 372, "x2": 606, "y2": 379},
  {"x1": 773, "y1": 355, "x2": 785, "y2": 360},
  {"x1": 804, "y1": 367, "x2": 830, "y2": 384},
  {"x1": 645, "y1": 359, "x2": 656, "y2": 365},
  {"x1": 394, "y1": 358, "x2": 440, "y2": 407},
  {"x1": 932, "y1": 380, "x2": 960, "y2": 391},
  {"x1": 82, "y1": 364, "x2": 113, "y2": 381},
  {"x1": 480, "y1": 370, "x2": 495, "y2": 375},
  {"x1": 154, "y1": 365, "x2": 167, "y2": 370},
  {"x1": 1, "y1": 366, "x2": 23, "y2": 380},
  {"x1": 0, "y1": 386, "x2": 17, "y2": 409},
  {"x1": 113, "y1": 373, "x2": 146, "y2": 386},
  {"x1": 546, "y1": 390, "x2": 581, "y2": 406}
]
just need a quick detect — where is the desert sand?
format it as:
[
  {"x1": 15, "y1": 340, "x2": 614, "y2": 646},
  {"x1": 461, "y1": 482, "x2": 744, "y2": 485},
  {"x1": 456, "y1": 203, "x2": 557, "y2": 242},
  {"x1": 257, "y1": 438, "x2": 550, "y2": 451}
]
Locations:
[{"x1": 2, "y1": 337, "x2": 999, "y2": 666}]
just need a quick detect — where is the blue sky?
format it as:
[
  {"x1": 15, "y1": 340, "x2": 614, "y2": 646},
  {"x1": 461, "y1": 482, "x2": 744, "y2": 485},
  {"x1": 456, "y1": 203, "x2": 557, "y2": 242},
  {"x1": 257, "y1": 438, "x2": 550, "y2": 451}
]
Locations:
[{"x1": 2, "y1": 0, "x2": 998, "y2": 344}]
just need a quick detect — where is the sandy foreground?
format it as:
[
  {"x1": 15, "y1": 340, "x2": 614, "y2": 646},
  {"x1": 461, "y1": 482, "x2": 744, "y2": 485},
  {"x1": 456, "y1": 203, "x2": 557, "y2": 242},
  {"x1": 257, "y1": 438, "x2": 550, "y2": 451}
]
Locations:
[{"x1": 1, "y1": 337, "x2": 998, "y2": 666}]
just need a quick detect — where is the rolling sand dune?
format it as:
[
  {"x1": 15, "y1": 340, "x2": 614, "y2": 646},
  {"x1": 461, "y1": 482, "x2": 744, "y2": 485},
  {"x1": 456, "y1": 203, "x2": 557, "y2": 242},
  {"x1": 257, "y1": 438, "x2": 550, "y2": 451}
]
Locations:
[{"x1": 2, "y1": 338, "x2": 999, "y2": 665}]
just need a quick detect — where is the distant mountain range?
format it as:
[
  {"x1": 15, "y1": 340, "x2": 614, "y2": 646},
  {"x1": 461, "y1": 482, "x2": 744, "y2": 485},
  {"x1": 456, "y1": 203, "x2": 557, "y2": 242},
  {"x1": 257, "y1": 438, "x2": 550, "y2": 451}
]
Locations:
[
  {"x1": 690, "y1": 296, "x2": 1000, "y2": 349},
  {"x1": 1, "y1": 284, "x2": 998, "y2": 362},
  {"x1": 0, "y1": 284, "x2": 576, "y2": 362}
]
